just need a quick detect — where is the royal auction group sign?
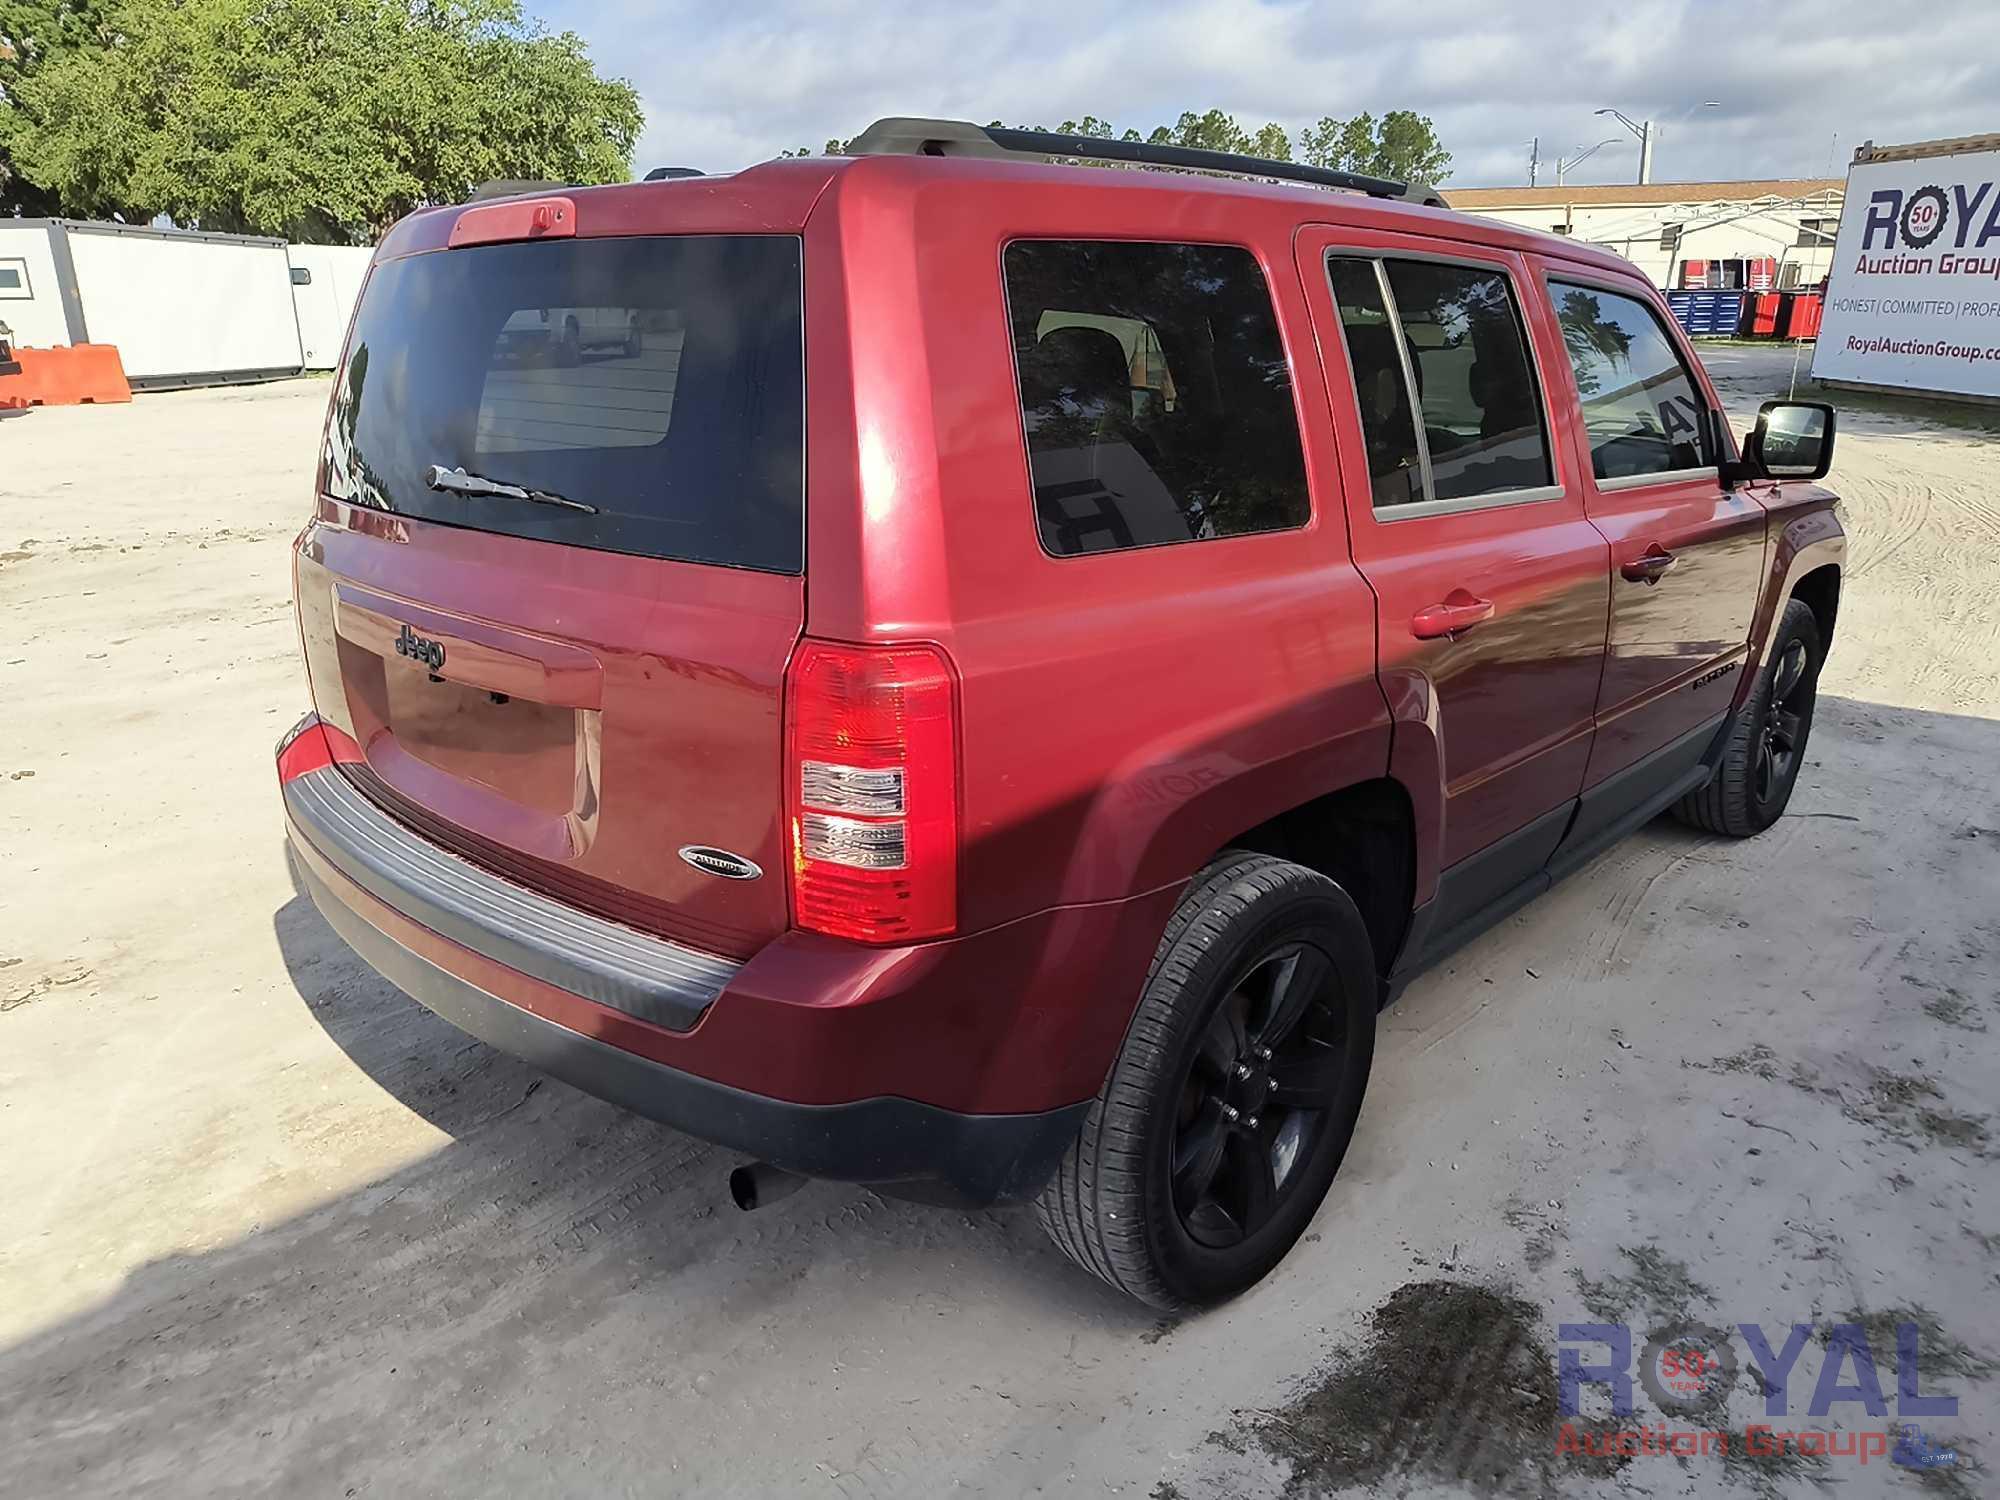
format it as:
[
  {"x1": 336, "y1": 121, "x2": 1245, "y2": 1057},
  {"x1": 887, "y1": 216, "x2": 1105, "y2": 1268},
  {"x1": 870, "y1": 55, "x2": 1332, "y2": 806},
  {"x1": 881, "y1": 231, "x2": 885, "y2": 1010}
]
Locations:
[{"x1": 1813, "y1": 140, "x2": 2000, "y2": 400}]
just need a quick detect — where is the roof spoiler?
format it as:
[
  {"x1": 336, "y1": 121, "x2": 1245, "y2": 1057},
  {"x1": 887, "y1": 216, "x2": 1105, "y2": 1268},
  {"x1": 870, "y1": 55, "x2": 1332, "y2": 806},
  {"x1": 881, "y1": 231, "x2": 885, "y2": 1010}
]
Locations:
[{"x1": 845, "y1": 116, "x2": 1449, "y2": 208}]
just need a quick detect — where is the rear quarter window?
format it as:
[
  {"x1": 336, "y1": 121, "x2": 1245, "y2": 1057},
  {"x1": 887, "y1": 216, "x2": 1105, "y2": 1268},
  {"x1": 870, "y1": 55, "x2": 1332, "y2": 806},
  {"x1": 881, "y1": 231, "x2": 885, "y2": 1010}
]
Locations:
[
  {"x1": 325, "y1": 235, "x2": 803, "y2": 573},
  {"x1": 1004, "y1": 240, "x2": 1310, "y2": 558}
]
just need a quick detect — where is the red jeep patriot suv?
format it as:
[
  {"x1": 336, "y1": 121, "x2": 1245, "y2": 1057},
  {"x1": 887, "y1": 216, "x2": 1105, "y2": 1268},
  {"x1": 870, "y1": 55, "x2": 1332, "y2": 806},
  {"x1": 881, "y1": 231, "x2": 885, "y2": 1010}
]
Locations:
[{"x1": 280, "y1": 119, "x2": 1844, "y2": 1308}]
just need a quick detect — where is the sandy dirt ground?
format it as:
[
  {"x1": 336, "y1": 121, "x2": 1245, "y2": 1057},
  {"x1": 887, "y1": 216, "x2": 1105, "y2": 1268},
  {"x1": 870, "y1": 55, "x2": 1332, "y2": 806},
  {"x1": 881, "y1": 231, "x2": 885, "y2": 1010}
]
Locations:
[{"x1": 2, "y1": 347, "x2": 1995, "y2": 1498}]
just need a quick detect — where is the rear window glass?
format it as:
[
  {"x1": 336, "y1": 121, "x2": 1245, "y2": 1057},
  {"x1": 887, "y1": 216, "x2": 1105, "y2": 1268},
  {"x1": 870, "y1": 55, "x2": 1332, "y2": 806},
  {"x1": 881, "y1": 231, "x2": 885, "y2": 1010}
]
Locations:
[
  {"x1": 1004, "y1": 241, "x2": 1309, "y2": 557},
  {"x1": 325, "y1": 235, "x2": 803, "y2": 573}
]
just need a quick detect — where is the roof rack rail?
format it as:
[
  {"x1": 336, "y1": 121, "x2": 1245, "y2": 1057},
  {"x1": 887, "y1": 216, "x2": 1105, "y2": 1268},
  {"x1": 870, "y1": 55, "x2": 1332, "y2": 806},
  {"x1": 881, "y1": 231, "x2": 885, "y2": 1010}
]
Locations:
[
  {"x1": 643, "y1": 166, "x2": 706, "y2": 181},
  {"x1": 845, "y1": 117, "x2": 1448, "y2": 208}
]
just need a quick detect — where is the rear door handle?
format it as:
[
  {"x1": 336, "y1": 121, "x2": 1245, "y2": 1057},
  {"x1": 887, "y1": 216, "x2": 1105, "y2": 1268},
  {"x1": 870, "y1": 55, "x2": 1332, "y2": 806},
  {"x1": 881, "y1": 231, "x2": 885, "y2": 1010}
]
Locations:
[
  {"x1": 1621, "y1": 545, "x2": 1679, "y2": 585},
  {"x1": 1411, "y1": 590, "x2": 1496, "y2": 640}
]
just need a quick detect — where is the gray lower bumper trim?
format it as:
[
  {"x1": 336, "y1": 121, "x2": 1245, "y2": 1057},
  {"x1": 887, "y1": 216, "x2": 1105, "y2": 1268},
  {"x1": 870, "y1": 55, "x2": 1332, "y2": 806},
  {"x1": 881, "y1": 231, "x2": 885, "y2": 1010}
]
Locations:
[
  {"x1": 283, "y1": 766, "x2": 737, "y2": 1031},
  {"x1": 293, "y1": 848, "x2": 1087, "y2": 1202}
]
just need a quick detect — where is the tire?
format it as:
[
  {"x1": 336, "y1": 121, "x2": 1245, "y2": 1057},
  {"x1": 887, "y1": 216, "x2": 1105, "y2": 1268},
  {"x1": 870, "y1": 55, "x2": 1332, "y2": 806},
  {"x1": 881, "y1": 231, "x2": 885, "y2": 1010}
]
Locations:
[
  {"x1": 1036, "y1": 852, "x2": 1378, "y2": 1309},
  {"x1": 1674, "y1": 597, "x2": 1823, "y2": 837}
]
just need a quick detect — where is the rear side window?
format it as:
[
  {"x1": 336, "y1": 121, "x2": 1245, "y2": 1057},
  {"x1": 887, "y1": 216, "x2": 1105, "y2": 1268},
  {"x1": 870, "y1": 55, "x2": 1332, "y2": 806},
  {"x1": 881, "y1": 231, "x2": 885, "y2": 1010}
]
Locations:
[
  {"x1": 1326, "y1": 254, "x2": 1554, "y2": 513},
  {"x1": 1004, "y1": 241, "x2": 1309, "y2": 557},
  {"x1": 325, "y1": 235, "x2": 803, "y2": 573},
  {"x1": 1549, "y1": 281, "x2": 1713, "y2": 480}
]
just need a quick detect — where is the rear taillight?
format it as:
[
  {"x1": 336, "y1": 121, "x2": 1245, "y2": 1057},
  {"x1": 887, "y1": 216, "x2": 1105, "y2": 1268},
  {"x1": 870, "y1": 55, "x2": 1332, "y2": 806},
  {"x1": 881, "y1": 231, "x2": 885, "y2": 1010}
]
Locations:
[
  {"x1": 276, "y1": 713, "x2": 363, "y2": 784},
  {"x1": 785, "y1": 639, "x2": 959, "y2": 944}
]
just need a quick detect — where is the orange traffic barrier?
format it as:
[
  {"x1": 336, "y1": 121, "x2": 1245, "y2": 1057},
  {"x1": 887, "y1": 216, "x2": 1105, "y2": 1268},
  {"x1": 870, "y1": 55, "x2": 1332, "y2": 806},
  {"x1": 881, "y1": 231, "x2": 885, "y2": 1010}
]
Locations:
[{"x1": 0, "y1": 343, "x2": 133, "y2": 407}]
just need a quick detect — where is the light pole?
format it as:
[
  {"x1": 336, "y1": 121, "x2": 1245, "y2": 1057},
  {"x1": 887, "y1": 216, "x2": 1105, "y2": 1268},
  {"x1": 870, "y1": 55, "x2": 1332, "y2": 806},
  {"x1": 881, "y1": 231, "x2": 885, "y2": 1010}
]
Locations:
[
  {"x1": 1595, "y1": 102, "x2": 1719, "y2": 184},
  {"x1": 1556, "y1": 138, "x2": 1623, "y2": 186}
]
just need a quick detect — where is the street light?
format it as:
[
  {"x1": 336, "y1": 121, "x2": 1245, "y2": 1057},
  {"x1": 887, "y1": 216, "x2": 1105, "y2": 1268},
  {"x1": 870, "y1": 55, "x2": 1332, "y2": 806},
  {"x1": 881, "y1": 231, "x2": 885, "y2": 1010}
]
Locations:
[
  {"x1": 1595, "y1": 101, "x2": 1720, "y2": 184},
  {"x1": 1556, "y1": 138, "x2": 1623, "y2": 186}
]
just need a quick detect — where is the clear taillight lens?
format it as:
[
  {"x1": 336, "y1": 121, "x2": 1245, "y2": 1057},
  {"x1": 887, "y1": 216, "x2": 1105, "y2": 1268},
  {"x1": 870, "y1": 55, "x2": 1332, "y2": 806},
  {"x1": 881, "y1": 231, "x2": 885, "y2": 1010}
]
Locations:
[{"x1": 785, "y1": 640, "x2": 958, "y2": 943}]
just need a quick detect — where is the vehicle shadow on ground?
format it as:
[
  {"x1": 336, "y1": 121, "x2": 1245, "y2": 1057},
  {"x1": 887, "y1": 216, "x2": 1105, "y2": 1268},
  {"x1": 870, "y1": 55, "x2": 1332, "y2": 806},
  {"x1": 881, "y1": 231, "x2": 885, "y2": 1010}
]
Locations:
[{"x1": 0, "y1": 856, "x2": 1151, "y2": 1497}]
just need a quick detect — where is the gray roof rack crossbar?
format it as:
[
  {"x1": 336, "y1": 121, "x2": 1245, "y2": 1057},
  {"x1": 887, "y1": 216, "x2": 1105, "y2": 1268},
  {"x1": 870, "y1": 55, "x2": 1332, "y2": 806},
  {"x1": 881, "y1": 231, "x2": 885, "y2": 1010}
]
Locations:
[{"x1": 845, "y1": 117, "x2": 1448, "y2": 208}]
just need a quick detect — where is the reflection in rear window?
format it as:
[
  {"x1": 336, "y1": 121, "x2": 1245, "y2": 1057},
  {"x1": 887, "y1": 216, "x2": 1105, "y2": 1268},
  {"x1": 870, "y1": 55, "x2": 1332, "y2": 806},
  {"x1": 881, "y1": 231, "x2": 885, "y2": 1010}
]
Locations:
[{"x1": 325, "y1": 235, "x2": 803, "y2": 573}]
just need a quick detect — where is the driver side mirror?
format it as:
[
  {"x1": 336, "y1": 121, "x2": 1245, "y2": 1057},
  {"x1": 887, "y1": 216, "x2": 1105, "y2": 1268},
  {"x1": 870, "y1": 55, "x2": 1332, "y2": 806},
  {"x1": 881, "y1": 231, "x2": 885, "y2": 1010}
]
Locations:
[{"x1": 1732, "y1": 400, "x2": 1836, "y2": 482}]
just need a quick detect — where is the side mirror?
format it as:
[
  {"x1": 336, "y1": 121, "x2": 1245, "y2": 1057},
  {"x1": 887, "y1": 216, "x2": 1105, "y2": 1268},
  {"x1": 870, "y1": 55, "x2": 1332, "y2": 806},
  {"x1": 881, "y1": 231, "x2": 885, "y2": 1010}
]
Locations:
[{"x1": 1740, "y1": 400, "x2": 1836, "y2": 482}]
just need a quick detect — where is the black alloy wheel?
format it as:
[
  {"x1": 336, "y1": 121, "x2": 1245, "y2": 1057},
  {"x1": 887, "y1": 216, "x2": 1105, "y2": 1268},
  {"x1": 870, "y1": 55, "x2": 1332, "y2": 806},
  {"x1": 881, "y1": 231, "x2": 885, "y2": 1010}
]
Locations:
[
  {"x1": 1755, "y1": 635, "x2": 1811, "y2": 805},
  {"x1": 1037, "y1": 852, "x2": 1378, "y2": 1308},
  {"x1": 1172, "y1": 942, "x2": 1351, "y2": 1248}
]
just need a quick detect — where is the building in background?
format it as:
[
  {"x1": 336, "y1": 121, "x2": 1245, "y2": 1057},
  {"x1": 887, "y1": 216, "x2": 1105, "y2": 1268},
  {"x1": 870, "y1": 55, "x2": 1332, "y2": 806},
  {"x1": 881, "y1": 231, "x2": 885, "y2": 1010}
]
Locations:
[{"x1": 1448, "y1": 179, "x2": 1843, "y2": 291}]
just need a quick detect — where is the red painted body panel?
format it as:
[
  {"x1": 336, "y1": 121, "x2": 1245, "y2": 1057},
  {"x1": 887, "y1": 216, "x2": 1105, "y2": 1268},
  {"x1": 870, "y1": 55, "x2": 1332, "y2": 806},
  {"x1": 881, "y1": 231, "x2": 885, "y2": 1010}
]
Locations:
[
  {"x1": 805, "y1": 160, "x2": 1392, "y2": 929},
  {"x1": 1739, "y1": 486, "x2": 1846, "y2": 702},
  {"x1": 288, "y1": 154, "x2": 1843, "y2": 1140},
  {"x1": 1526, "y1": 260, "x2": 1774, "y2": 787},
  {"x1": 296, "y1": 502, "x2": 804, "y2": 960},
  {"x1": 1294, "y1": 226, "x2": 1609, "y2": 878}
]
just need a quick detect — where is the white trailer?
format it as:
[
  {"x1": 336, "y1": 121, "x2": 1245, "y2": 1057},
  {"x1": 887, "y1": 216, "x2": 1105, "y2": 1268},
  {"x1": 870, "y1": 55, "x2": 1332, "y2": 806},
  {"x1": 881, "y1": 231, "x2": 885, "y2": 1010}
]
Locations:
[
  {"x1": 1812, "y1": 133, "x2": 2000, "y2": 402},
  {"x1": 286, "y1": 243, "x2": 376, "y2": 369},
  {"x1": 0, "y1": 219, "x2": 306, "y2": 387},
  {"x1": 0, "y1": 220, "x2": 75, "y2": 351}
]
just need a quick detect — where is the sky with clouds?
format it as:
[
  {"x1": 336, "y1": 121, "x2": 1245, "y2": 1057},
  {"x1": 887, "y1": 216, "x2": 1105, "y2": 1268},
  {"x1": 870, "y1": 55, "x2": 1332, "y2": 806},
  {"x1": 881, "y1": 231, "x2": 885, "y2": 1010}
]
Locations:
[{"x1": 539, "y1": 0, "x2": 2000, "y2": 188}]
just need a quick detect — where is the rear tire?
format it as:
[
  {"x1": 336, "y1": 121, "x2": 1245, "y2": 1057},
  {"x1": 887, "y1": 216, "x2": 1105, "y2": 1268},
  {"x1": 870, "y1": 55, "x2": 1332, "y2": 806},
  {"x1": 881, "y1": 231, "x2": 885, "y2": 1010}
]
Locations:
[
  {"x1": 1674, "y1": 597, "x2": 1823, "y2": 837},
  {"x1": 1036, "y1": 852, "x2": 1377, "y2": 1309}
]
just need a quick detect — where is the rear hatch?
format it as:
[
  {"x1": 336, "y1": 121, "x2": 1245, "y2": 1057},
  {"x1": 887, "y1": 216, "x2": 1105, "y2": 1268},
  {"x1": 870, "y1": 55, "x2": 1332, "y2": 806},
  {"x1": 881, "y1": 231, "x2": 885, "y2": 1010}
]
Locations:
[{"x1": 294, "y1": 219, "x2": 805, "y2": 960}]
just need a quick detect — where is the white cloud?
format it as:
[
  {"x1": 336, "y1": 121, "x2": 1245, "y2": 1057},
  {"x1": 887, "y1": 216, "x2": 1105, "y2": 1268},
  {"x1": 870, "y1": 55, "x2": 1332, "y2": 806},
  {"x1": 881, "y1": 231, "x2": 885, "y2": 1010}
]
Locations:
[{"x1": 544, "y1": 0, "x2": 2000, "y2": 187}]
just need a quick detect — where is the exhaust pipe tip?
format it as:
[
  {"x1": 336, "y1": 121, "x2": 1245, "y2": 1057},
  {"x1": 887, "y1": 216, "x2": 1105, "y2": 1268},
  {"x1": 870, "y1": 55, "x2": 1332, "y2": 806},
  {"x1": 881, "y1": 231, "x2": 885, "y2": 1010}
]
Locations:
[{"x1": 729, "y1": 1161, "x2": 807, "y2": 1212}]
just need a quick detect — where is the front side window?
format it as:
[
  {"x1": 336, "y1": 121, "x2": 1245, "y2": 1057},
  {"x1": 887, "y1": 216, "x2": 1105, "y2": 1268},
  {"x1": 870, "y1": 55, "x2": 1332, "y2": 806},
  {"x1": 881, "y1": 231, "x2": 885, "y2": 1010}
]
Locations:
[
  {"x1": 1326, "y1": 254, "x2": 1554, "y2": 511},
  {"x1": 1005, "y1": 240, "x2": 1310, "y2": 557},
  {"x1": 1550, "y1": 281, "x2": 1713, "y2": 480}
]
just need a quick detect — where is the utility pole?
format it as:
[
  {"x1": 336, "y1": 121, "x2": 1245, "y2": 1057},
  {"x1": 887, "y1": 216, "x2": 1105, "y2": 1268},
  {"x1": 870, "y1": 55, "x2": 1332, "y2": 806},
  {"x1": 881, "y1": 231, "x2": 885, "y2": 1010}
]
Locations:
[
  {"x1": 1637, "y1": 121, "x2": 1655, "y2": 185},
  {"x1": 1529, "y1": 137, "x2": 1540, "y2": 187}
]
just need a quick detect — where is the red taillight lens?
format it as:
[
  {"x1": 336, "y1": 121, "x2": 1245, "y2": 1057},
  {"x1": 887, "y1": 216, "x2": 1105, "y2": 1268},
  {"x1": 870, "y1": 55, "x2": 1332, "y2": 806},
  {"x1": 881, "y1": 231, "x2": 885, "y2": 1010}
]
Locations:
[
  {"x1": 276, "y1": 713, "x2": 363, "y2": 784},
  {"x1": 785, "y1": 639, "x2": 959, "y2": 944}
]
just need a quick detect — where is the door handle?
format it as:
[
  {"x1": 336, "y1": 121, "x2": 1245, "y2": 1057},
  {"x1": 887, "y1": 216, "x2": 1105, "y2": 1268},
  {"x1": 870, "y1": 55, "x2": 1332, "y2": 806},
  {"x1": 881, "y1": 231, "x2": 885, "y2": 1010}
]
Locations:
[
  {"x1": 1621, "y1": 545, "x2": 1679, "y2": 585},
  {"x1": 1411, "y1": 590, "x2": 1496, "y2": 640}
]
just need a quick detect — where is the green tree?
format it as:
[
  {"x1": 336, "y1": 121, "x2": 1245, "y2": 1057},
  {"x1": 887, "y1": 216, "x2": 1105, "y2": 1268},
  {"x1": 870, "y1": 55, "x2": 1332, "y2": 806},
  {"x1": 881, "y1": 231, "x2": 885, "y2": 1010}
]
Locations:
[
  {"x1": 792, "y1": 107, "x2": 1443, "y2": 183},
  {"x1": 1144, "y1": 108, "x2": 1287, "y2": 159},
  {"x1": 7, "y1": 0, "x2": 641, "y2": 240},
  {"x1": 0, "y1": 0, "x2": 115, "y2": 213},
  {"x1": 1298, "y1": 109, "x2": 1451, "y2": 183}
]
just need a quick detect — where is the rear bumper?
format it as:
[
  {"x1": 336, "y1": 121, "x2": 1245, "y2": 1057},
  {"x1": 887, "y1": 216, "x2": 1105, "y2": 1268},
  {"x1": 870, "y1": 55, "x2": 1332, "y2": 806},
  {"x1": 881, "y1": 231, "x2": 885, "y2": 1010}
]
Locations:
[
  {"x1": 279, "y1": 720, "x2": 1162, "y2": 1202},
  {"x1": 293, "y1": 844, "x2": 1085, "y2": 1201}
]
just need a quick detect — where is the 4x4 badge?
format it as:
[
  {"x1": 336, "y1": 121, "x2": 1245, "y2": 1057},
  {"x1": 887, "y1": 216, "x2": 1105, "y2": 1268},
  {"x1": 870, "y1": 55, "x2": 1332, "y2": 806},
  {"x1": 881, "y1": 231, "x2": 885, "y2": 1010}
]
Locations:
[
  {"x1": 678, "y1": 845, "x2": 762, "y2": 881},
  {"x1": 393, "y1": 622, "x2": 446, "y2": 671}
]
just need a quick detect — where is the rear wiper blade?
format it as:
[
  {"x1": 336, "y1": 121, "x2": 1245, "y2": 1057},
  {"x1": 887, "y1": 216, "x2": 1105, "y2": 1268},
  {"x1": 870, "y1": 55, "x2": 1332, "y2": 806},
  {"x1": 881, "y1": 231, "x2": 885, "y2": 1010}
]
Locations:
[{"x1": 423, "y1": 464, "x2": 598, "y2": 514}]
